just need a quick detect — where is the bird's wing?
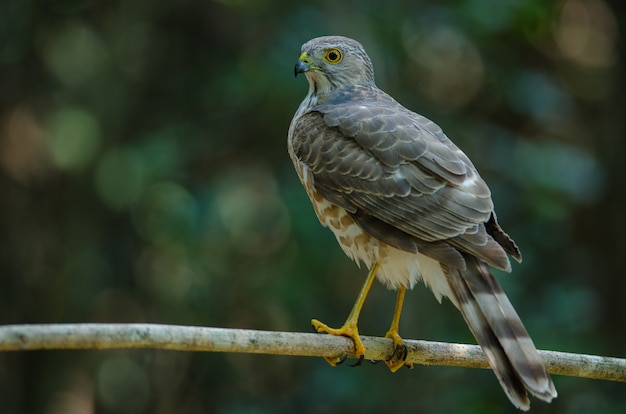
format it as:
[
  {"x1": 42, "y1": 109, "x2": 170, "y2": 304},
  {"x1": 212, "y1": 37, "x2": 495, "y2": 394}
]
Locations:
[{"x1": 290, "y1": 86, "x2": 518, "y2": 270}]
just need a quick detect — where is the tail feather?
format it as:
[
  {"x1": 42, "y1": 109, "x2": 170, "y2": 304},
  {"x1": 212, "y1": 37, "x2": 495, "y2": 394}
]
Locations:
[{"x1": 447, "y1": 256, "x2": 557, "y2": 410}]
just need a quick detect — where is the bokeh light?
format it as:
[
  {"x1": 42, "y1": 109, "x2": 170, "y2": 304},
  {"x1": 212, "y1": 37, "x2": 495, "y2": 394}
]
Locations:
[
  {"x1": 403, "y1": 23, "x2": 485, "y2": 109},
  {"x1": 554, "y1": 0, "x2": 617, "y2": 69},
  {"x1": 45, "y1": 107, "x2": 101, "y2": 171}
]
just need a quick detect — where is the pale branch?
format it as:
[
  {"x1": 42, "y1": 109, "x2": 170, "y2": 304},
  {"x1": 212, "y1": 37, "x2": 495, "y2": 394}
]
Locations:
[{"x1": 0, "y1": 323, "x2": 624, "y2": 382}]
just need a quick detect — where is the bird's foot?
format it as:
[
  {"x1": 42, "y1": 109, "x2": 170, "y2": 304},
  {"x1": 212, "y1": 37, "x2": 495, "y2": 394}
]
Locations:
[
  {"x1": 311, "y1": 318, "x2": 366, "y2": 367},
  {"x1": 384, "y1": 330, "x2": 413, "y2": 372}
]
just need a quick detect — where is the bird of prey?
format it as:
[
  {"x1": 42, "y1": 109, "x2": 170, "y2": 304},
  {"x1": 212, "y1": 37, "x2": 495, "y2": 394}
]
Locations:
[{"x1": 287, "y1": 35, "x2": 556, "y2": 410}]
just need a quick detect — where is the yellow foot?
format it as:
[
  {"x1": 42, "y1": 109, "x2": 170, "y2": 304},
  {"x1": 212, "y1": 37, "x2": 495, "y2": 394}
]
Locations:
[
  {"x1": 384, "y1": 330, "x2": 414, "y2": 372},
  {"x1": 312, "y1": 318, "x2": 366, "y2": 366}
]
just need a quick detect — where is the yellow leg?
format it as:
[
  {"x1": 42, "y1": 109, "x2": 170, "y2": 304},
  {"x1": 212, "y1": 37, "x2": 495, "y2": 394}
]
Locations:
[
  {"x1": 312, "y1": 262, "x2": 380, "y2": 365},
  {"x1": 384, "y1": 286, "x2": 413, "y2": 372}
]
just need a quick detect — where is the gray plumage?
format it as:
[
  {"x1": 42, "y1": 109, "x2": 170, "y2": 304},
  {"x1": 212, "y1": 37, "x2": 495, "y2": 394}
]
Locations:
[{"x1": 288, "y1": 35, "x2": 556, "y2": 410}]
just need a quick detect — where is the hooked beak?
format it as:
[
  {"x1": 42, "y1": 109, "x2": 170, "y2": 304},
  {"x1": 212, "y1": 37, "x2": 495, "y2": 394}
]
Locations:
[
  {"x1": 294, "y1": 51, "x2": 318, "y2": 77},
  {"x1": 294, "y1": 59, "x2": 309, "y2": 77}
]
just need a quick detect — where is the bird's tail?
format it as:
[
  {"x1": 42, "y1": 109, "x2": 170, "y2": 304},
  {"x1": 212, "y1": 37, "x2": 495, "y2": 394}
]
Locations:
[{"x1": 447, "y1": 256, "x2": 557, "y2": 411}]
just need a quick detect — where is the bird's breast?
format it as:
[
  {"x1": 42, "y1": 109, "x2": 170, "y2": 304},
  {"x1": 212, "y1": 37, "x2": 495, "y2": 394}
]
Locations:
[{"x1": 292, "y1": 159, "x2": 422, "y2": 290}]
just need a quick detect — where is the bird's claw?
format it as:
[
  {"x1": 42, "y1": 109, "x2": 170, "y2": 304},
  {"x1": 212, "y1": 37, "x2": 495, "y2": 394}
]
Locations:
[
  {"x1": 311, "y1": 318, "x2": 367, "y2": 367},
  {"x1": 385, "y1": 335, "x2": 414, "y2": 372},
  {"x1": 349, "y1": 354, "x2": 365, "y2": 367},
  {"x1": 322, "y1": 354, "x2": 347, "y2": 366},
  {"x1": 390, "y1": 342, "x2": 408, "y2": 361}
]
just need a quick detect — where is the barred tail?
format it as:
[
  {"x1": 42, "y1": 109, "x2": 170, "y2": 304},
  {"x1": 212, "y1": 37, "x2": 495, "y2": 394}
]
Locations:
[{"x1": 447, "y1": 256, "x2": 557, "y2": 411}]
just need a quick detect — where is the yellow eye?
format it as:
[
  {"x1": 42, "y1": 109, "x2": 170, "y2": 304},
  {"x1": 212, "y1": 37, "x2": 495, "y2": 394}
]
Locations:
[{"x1": 324, "y1": 48, "x2": 343, "y2": 64}]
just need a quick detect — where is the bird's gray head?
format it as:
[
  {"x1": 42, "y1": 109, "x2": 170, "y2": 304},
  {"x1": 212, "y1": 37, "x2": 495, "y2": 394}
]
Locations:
[{"x1": 295, "y1": 36, "x2": 375, "y2": 94}]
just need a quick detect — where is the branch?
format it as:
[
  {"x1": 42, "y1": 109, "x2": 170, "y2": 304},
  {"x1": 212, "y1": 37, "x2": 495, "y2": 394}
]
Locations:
[{"x1": 0, "y1": 323, "x2": 624, "y2": 382}]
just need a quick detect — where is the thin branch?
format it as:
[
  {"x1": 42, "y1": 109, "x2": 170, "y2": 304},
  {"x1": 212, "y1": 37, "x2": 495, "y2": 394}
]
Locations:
[{"x1": 0, "y1": 323, "x2": 624, "y2": 382}]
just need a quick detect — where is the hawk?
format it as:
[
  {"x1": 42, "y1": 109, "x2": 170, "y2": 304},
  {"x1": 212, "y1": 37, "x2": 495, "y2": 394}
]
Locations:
[{"x1": 288, "y1": 35, "x2": 556, "y2": 410}]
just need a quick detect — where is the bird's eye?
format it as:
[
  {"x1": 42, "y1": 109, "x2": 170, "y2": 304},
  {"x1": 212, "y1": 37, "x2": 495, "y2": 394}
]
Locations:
[{"x1": 324, "y1": 48, "x2": 343, "y2": 64}]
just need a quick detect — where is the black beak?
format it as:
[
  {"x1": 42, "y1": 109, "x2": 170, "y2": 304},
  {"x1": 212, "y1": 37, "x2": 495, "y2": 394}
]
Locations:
[{"x1": 294, "y1": 60, "x2": 309, "y2": 78}]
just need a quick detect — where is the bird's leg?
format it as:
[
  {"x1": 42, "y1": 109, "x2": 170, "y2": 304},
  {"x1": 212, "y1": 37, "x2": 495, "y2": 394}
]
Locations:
[
  {"x1": 384, "y1": 285, "x2": 414, "y2": 372},
  {"x1": 312, "y1": 262, "x2": 380, "y2": 366}
]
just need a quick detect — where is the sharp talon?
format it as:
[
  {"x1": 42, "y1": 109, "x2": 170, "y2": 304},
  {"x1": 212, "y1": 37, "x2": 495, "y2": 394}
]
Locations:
[
  {"x1": 385, "y1": 338, "x2": 411, "y2": 372},
  {"x1": 336, "y1": 355, "x2": 347, "y2": 365},
  {"x1": 390, "y1": 343, "x2": 408, "y2": 362},
  {"x1": 310, "y1": 318, "x2": 367, "y2": 367},
  {"x1": 368, "y1": 359, "x2": 380, "y2": 364},
  {"x1": 349, "y1": 354, "x2": 364, "y2": 367},
  {"x1": 389, "y1": 344, "x2": 399, "y2": 360},
  {"x1": 400, "y1": 344, "x2": 408, "y2": 362}
]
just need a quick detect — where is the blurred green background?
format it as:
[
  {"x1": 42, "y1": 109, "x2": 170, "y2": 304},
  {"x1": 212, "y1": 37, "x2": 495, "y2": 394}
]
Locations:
[{"x1": 1, "y1": 0, "x2": 625, "y2": 413}]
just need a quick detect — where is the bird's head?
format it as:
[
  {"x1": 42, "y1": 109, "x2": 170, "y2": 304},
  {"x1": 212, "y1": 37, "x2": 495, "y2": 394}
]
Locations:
[{"x1": 295, "y1": 36, "x2": 375, "y2": 94}]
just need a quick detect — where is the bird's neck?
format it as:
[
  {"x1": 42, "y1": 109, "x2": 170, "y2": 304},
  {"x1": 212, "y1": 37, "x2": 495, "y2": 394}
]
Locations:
[{"x1": 305, "y1": 72, "x2": 337, "y2": 96}]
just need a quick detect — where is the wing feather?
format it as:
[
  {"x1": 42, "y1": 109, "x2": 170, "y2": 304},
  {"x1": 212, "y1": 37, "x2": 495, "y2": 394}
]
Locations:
[{"x1": 291, "y1": 85, "x2": 518, "y2": 269}]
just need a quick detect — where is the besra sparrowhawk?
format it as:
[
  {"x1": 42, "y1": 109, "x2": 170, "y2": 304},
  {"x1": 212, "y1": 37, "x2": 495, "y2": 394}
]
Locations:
[{"x1": 288, "y1": 35, "x2": 556, "y2": 410}]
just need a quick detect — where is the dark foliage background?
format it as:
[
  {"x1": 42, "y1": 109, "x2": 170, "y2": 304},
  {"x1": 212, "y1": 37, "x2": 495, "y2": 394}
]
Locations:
[{"x1": 1, "y1": 0, "x2": 625, "y2": 413}]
